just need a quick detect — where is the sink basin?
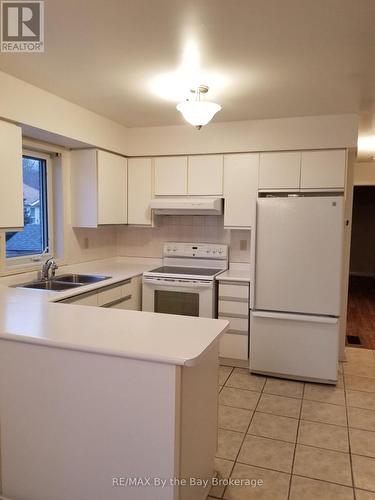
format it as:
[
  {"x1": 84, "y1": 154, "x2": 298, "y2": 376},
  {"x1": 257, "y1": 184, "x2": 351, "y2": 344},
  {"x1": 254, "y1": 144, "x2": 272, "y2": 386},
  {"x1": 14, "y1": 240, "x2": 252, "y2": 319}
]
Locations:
[
  {"x1": 21, "y1": 281, "x2": 83, "y2": 291},
  {"x1": 53, "y1": 274, "x2": 111, "y2": 284},
  {"x1": 15, "y1": 274, "x2": 111, "y2": 292}
]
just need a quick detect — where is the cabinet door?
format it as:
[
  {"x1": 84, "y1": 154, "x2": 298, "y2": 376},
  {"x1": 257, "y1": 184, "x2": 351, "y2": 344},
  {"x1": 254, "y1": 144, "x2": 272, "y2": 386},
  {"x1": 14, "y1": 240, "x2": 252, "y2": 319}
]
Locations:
[
  {"x1": 300, "y1": 150, "x2": 346, "y2": 190},
  {"x1": 223, "y1": 154, "x2": 259, "y2": 228},
  {"x1": 154, "y1": 156, "x2": 187, "y2": 195},
  {"x1": 128, "y1": 158, "x2": 152, "y2": 225},
  {"x1": 188, "y1": 155, "x2": 223, "y2": 195},
  {"x1": 259, "y1": 152, "x2": 301, "y2": 190},
  {"x1": 97, "y1": 151, "x2": 127, "y2": 224},
  {"x1": 0, "y1": 121, "x2": 23, "y2": 230}
]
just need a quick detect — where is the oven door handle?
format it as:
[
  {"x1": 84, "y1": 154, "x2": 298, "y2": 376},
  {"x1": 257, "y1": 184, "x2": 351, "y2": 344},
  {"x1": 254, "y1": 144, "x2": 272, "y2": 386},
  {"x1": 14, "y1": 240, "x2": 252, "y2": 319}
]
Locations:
[{"x1": 143, "y1": 278, "x2": 213, "y2": 288}]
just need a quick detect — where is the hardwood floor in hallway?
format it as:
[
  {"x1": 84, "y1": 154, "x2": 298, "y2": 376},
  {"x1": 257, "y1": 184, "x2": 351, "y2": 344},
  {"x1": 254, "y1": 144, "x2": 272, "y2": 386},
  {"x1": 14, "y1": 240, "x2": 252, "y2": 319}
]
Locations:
[{"x1": 346, "y1": 276, "x2": 375, "y2": 349}]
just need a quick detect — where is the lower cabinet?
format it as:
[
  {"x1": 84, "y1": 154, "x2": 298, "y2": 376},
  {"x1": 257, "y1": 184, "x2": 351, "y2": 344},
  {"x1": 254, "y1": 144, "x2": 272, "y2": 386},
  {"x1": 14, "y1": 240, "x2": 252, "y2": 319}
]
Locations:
[
  {"x1": 218, "y1": 281, "x2": 250, "y2": 360},
  {"x1": 60, "y1": 275, "x2": 142, "y2": 310}
]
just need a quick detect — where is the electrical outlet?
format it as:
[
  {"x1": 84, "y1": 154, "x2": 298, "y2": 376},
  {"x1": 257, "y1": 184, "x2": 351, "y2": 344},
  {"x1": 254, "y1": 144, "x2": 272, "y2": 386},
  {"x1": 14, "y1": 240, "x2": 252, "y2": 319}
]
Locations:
[
  {"x1": 83, "y1": 237, "x2": 89, "y2": 249},
  {"x1": 240, "y1": 239, "x2": 248, "y2": 251}
]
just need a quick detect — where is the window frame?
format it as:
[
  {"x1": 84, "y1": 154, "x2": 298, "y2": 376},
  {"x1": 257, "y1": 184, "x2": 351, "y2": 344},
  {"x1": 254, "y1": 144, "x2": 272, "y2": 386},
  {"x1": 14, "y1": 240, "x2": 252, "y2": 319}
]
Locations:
[{"x1": 4, "y1": 149, "x2": 54, "y2": 267}]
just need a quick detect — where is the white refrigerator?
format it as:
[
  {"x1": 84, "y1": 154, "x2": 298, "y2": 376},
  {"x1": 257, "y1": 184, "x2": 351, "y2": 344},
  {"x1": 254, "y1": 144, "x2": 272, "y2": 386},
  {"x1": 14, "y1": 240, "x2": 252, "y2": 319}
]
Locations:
[{"x1": 250, "y1": 195, "x2": 344, "y2": 383}]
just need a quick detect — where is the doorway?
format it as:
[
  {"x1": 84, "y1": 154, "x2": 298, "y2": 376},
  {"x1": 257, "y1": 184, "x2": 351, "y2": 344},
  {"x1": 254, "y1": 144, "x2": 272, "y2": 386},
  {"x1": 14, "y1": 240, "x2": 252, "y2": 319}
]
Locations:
[{"x1": 347, "y1": 186, "x2": 375, "y2": 348}]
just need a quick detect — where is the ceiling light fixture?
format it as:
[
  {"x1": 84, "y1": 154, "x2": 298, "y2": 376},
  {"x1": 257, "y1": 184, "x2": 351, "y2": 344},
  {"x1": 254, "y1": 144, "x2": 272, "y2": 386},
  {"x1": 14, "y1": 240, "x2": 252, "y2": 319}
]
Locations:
[{"x1": 176, "y1": 85, "x2": 221, "y2": 130}]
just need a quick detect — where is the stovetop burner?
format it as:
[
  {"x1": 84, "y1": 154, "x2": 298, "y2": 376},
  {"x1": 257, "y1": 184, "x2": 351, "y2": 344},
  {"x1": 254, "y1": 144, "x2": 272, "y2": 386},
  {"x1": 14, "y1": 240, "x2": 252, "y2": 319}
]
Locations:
[{"x1": 148, "y1": 266, "x2": 223, "y2": 277}]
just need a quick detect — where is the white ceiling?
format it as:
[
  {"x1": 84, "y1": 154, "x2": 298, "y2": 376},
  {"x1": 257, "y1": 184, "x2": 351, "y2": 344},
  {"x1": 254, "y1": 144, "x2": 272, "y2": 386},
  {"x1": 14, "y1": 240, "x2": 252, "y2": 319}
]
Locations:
[{"x1": 1, "y1": 0, "x2": 375, "y2": 152}]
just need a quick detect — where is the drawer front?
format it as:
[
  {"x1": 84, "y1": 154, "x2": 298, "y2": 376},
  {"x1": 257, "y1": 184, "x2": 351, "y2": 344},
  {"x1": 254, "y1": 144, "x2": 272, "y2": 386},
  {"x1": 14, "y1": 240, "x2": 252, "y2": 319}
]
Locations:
[
  {"x1": 218, "y1": 315, "x2": 248, "y2": 332},
  {"x1": 219, "y1": 283, "x2": 249, "y2": 300},
  {"x1": 121, "y1": 279, "x2": 132, "y2": 297},
  {"x1": 63, "y1": 292, "x2": 98, "y2": 306},
  {"x1": 219, "y1": 300, "x2": 249, "y2": 316},
  {"x1": 219, "y1": 333, "x2": 248, "y2": 360},
  {"x1": 97, "y1": 285, "x2": 122, "y2": 306}
]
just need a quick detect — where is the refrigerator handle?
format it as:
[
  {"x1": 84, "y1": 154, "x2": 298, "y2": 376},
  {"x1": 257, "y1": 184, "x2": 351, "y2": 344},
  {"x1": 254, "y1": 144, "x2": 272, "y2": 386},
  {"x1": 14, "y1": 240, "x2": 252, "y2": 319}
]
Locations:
[{"x1": 251, "y1": 311, "x2": 338, "y2": 324}]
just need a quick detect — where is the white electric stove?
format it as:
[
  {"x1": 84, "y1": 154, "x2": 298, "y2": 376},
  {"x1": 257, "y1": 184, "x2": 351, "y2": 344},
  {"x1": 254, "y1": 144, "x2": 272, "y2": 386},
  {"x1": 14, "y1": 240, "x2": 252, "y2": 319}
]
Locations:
[{"x1": 142, "y1": 242, "x2": 228, "y2": 318}]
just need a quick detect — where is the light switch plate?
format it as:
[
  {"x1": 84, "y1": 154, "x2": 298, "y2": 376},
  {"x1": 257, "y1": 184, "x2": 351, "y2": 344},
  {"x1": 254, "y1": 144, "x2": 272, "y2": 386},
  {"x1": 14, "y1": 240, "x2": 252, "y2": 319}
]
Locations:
[{"x1": 240, "y1": 239, "x2": 248, "y2": 251}]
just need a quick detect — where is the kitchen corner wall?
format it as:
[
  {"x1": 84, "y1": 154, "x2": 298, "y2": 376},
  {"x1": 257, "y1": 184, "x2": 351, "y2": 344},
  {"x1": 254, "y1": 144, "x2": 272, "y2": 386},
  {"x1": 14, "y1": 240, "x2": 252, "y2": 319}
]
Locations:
[
  {"x1": 116, "y1": 216, "x2": 251, "y2": 263},
  {"x1": 64, "y1": 227, "x2": 118, "y2": 265}
]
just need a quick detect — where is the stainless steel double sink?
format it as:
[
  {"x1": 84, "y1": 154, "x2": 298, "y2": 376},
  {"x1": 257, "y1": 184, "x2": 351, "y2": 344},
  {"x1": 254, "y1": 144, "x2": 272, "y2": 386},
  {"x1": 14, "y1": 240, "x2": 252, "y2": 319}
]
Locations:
[{"x1": 15, "y1": 274, "x2": 111, "y2": 292}]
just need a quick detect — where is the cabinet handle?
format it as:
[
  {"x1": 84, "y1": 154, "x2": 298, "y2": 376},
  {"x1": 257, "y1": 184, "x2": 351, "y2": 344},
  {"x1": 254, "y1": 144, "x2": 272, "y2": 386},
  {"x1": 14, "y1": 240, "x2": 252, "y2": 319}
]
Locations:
[{"x1": 102, "y1": 294, "x2": 132, "y2": 308}]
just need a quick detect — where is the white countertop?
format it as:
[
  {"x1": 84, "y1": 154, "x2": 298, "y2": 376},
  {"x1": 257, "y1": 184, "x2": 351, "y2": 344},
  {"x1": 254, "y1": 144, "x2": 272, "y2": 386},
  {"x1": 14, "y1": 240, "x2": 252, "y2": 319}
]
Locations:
[
  {"x1": 0, "y1": 257, "x2": 228, "y2": 366},
  {"x1": 216, "y1": 263, "x2": 251, "y2": 283}
]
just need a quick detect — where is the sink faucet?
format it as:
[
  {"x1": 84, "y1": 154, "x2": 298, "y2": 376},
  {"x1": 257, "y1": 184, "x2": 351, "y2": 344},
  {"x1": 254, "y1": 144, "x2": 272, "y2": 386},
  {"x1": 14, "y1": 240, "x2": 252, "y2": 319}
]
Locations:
[{"x1": 41, "y1": 257, "x2": 58, "y2": 280}]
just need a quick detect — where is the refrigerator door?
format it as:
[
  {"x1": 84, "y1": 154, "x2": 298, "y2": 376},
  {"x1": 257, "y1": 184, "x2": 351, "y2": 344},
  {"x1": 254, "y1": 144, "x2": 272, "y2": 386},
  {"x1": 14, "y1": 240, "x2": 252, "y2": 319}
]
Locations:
[
  {"x1": 250, "y1": 311, "x2": 339, "y2": 382},
  {"x1": 255, "y1": 196, "x2": 343, "y2": 316}
]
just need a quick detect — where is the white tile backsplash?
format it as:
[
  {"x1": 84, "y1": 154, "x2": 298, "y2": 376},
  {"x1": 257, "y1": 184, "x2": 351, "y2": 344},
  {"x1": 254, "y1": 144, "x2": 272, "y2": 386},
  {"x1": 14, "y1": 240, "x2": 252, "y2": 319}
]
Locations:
[{"x1": 116, "y1": 216, "x2": 251, "y2": 264}]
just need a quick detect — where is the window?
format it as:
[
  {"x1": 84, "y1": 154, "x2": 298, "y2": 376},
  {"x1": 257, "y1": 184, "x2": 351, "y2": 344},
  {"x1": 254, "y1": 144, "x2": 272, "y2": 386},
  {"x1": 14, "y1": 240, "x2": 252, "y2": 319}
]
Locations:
[{"x1": 6, "y1": 153, "x2": 50, "y2": 259}]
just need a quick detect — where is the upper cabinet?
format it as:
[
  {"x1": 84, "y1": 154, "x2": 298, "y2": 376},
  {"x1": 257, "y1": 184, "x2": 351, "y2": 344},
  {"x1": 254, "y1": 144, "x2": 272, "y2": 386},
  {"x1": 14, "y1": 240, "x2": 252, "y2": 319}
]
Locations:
[
  {"x1": 71, "y1": 149, "x2": 127, "y2": 227},
  {"x1": 188, "y1": 155, "x2": 223, "y2": 195},
  {"x1": 154, "y1": 155, "x2": 224, "y2": 196},
  {"x1": 223, "y1": 154, "x2": 259, "y2": 228},
  {"x1": 128, "y1": 158, "x2": 152, "y2": 225},
  {"x1": 0, "y1": 121, "x2": 23, "y2": 231},
  {"x1": 300, "y1": 150, "x2": 346, "y2": 190},
  {"x1": 154, "y1": 156, "x2": 187, "y2": 195},
  {"x1": 259, "y1": 152, "x2": 301, "y2": 191}
]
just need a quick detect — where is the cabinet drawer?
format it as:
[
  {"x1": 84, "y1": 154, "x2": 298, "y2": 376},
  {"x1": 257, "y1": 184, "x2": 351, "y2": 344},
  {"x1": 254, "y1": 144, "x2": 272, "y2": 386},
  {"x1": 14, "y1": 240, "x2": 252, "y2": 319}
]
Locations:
[
  {"x1": 219, "y1": 333, "x2": 248, "y2": 360},
  {"x1": 97, "y1": 285, "x2": 122, "y2": 306},
  {"x1": 62, "y1": 292, "x2": 98, "y2": 306},
  {"x1": 219, "y1": 283, "x2": 249, "y2": 300},
  {"x1": 219, "y1": 300, "x2": 249, "y2": 316},
  {"x1": 218, "y1": 315, "x2": 248, "y2": 332}
]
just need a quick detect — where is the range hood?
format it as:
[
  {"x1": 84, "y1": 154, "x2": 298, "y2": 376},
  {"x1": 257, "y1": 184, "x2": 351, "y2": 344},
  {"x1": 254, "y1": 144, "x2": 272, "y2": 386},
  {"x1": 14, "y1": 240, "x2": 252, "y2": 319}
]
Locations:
[{"x1": 149, "y1": 197, "x2": 223, "y2": 215}]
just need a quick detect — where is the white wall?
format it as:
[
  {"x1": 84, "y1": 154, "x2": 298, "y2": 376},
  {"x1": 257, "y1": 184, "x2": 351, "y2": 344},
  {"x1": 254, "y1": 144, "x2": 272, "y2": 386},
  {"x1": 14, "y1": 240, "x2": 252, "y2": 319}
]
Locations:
[
  {"x1": 354, "y1": 161, "x2": 375, "y2": 185},
  {"x1": 126, "y1": 114, "x2": 358, "y2": 156},
  {"x1": 116, "y1": 217, "x2": 251, "y2": 264},
  {"x1": 0, "y1": 71, "x2": 130, "y2": 156}
]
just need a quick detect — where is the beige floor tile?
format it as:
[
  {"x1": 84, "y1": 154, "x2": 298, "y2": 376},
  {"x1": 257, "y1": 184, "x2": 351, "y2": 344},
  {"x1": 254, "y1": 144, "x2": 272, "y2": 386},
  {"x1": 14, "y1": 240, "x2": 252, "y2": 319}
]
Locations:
[
  {"x1": 217, "y1": 429, "x2": 244, "y2": 461},
  {"x1": 219, "y1": 405, "x2": 253, "y2": 433},
  {"x1": 226, "y1": 368, "x2": 266, "y2": 392},
  {"x1": 219, "y1": 387, "x2": 260, "y2": 410},
  {"x1": 223, "y1": 462, "x2": 290, "y2": 500},
  {"x1": 297, "y1": 420, "x2": 349, "y2": 452},
  {"x1": 301, "y1": 399, "x2": 347, "y2": 426},
  {"x1": 289, "y1": 475, "x2": 354, "y2": 500},
  {"x1": 346, "y1": 390, "x2": 375, "y2": 411},
  {"x1": 350, "y1": 428, "x2": 375, "y2": 458},
  {"x1": 348, "y1": 407, "x2": 375, "y2": 432},
  {"x1": 257, "y1": 393, "x2": 301, "y2": 418},
  {"x1": 337, "y1": 372, "x2": 345, "y2": 388},
  {"x1": 352, "y1": 454, "x2": 375, "y2": 492},
  {"x1": 248, "y1": 412, "x2": 298, "y2": 443},
  {"x1": 355, "y1": 490, "x2": 375, "y2": 500},
  {"x1": 345, "y1": 348, "x2": 375, "y2": 363},
  {"x1": 293, "y1": 444, "x2": 352, "y2": 486},
  {"x1": 343, "y1": 361, "x2": 375, "y2": 378},
  {"x1": 210, "y1": 457, "x2": 234, "y2": 498},
  {"x1": 238, "y1": 435, "x2": 294, "y2": 473},
  {"x1": 304, "y1": 383, "x2": 345, "y2": 405},
  {"x1": 263, "y1": 378, "x2": 304, "y2": 398},
  {"x1": 345, "y1": 375, "x2": 375, "y2": 393},
  {"x1": 219, "y1": 366, "x2": 233, "y2": 386}
]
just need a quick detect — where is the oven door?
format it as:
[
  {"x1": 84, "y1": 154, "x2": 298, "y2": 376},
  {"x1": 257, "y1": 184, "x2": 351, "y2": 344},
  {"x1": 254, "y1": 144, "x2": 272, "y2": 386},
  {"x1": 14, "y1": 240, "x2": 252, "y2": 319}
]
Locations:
[{"x1": 142, "y1": 277, "x2": 215, "y2": 318}]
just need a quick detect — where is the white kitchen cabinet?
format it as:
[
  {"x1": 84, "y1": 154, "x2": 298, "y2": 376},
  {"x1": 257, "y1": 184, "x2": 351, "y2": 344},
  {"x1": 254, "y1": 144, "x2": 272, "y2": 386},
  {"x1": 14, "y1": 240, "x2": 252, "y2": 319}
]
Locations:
[
  {"x1": 59, "y1": 276, "x2": 142, "y2": 311},
  {"x1": 259, "y1": 152, "x2": 301, "y2": 191},
  {"x1": 218, "y1": 281, "x2": 250, "y2": 360},
  {"x1": 300, "y1": 150, "x2": 346, "y2": 190},
  {"x1": 128, "y1": 158, "x2": 152, "y2": 225},
  {"x1": 188, "y1": 155, "x2": 223, "y2": 195},
  {"x1": 223, "y1": 153, "x2": 259, "y2": 228},
  {"x1": 154, "y1": 156, "x2": 187, "y2": 195},
  {"x1": 0, "y1": 121, "x2": 23, "y2": 231},
  {"x1": 71, "y1": 149, "x2": 127, "y2": 227}
]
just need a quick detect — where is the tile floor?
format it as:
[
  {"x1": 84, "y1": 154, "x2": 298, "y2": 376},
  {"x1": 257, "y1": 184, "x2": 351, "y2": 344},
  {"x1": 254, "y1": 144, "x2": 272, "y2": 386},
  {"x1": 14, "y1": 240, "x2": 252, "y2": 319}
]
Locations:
[{"x1": 208, "y1": 347, "x2": 375, "y2": 500}]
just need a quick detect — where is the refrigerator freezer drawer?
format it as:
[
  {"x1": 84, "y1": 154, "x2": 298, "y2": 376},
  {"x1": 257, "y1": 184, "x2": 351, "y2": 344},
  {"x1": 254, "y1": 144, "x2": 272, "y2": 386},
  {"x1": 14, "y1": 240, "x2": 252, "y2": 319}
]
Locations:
[{"x1": 249, "y1": 311, "x2": 339, "y2": 383}]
